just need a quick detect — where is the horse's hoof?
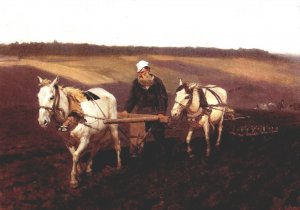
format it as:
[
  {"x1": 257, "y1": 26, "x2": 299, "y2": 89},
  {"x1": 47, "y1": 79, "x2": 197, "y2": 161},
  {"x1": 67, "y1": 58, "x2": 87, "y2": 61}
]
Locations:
[
  {"x1": 86, "y1": 170, "x2": 93, "y2": 176},
  {"x1": 201, "y1": 157, "x2": 209, "y2": 165},
  {"x1": 70, "y1": 181, "x2": 79, "y2": 189},
  {"x1": 188, "y1": 153, "x2": 195, "y2": 159},
  {"x1": 131, "y1": 153, "x2": 138, "y2": 158},
  {"x1": 206, "y1": 154, "x2": 211, "y2": 159}
]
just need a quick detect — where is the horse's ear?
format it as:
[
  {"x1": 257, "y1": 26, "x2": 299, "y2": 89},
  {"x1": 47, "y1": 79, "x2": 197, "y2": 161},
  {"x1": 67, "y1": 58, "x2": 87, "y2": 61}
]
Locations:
[
  {"x1": 37, "y1": 76, "x2": 43, "y2": 84},
  {"x1": 179, "y1": 79, "x2": 183, "y2": 86},
  {"x1": 51, "y1": 76, "x2": 59, "y2": 87}
]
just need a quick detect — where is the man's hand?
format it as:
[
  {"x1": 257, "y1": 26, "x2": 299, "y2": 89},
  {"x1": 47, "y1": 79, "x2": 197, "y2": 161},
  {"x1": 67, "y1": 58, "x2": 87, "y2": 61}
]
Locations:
[
  {"x1": 119, "y1": 110, "x2": 129, "y2": 118},
  {"x1": 158, "y1": 114, "x2": 169, "y2": 123}
]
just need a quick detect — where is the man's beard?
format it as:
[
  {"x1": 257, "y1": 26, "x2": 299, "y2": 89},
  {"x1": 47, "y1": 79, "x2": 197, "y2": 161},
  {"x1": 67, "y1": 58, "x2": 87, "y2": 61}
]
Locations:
[{"x1": 138, "y1": 72, "x2": 154, "y2": 87}]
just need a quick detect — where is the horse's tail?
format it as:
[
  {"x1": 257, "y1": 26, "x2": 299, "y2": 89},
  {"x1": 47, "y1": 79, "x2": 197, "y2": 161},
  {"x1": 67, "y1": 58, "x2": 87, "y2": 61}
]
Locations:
[{"x1": 224, "y1": 107, "x2": 235, "y2": 120}]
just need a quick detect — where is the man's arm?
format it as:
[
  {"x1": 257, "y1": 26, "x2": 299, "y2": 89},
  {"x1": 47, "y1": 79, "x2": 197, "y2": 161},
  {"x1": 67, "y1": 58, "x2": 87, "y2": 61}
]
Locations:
[
  {"x1": 124, "y1": 80, "x2": 138, "y2": 113},
  {"x1": 156, "y1": 78, "x2": 168, "y2": 114}
]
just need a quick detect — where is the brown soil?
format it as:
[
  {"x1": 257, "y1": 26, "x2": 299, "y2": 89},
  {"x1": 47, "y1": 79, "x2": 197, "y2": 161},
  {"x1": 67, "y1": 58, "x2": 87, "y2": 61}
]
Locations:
[{"x1": 0, "y1": 66, "x2": 299, "y2": 210}]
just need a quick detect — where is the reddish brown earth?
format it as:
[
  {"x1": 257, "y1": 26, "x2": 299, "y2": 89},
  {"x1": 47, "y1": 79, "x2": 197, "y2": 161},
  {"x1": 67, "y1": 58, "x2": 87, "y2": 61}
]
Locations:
[{"x1": 0, "y1": 66, "x2": 299, "y2": 210}]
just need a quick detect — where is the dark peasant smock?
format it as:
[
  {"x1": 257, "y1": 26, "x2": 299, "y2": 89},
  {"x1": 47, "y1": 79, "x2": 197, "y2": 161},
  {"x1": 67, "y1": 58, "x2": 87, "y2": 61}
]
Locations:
[{"x1": 124, "y1": 76, "x2": 168, "y2": 115}]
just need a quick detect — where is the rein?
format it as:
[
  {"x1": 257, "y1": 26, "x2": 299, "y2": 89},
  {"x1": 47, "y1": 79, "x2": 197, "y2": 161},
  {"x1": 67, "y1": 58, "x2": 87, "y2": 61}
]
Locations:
[
  {"x1": 79, "y1": 91, "x2": 108, "y2": 130},
  {"x1": 84, "y1": 91, "x2": 107, "y2": 119},
  {"x1": 174, "y1": 97, "x2": 192, "y2": 109}
]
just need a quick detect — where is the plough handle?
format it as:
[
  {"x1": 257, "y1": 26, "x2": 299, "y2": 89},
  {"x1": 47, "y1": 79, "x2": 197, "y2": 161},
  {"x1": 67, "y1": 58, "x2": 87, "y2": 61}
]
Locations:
[{"x1": 104, "y1": 113, "x2": 169, "y2": 124}]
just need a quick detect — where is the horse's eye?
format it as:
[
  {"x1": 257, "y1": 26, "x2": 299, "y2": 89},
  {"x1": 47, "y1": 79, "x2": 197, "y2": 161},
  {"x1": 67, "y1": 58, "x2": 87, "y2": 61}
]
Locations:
[
  {"x1": 184, "y1": 96, "x2": 190, "y2": 100},
  {"x1": 50, "y1": 96, "x2": 54, "y2": 100}
]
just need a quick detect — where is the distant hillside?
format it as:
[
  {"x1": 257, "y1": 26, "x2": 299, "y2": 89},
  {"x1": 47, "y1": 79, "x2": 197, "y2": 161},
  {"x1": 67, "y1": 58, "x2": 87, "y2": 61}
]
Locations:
[
  {"x1": 1, "y1": 54, "x2": 299, "y2": 110},
  {"x1": 0, "y1": 42, "x2": 294, "y2": 62}
]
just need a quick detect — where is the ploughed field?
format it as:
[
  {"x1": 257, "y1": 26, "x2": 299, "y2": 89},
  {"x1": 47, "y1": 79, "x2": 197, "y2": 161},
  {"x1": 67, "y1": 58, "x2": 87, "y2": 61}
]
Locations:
[{"x1": 0, "y1": 65, "x2": 299, "y2": 210}]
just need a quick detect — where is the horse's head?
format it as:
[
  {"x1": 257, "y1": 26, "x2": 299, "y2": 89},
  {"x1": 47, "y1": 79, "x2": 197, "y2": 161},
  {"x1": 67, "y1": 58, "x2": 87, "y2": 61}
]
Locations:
[
  {"x1": 37, "y1": 76, "x2": 59, "y2": 127},
  {"x1": 171, "y1": 79, "x2": 192, "y2": 119}
]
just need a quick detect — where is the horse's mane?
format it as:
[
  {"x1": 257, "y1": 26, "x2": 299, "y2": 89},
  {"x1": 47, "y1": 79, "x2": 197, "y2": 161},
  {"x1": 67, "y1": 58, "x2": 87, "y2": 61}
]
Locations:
[
  {"x1": 186, "y1": 82, "x2": 201, "y2": 87},
  {"x1": 39, "y1": 78, "x2": 86, "y2": 103},
  {"x1": 177, "y1": 81, "x2": 214, "y2": 91},
  {"x1": 176, "y1": 82, "x2": 201, "y2": 94},
  {"x1": 63, "y1": 87, "x2": 86, "y2": 103},
  {"x1": 38, "y1": 79, "x2": 52, "y2": 87}
]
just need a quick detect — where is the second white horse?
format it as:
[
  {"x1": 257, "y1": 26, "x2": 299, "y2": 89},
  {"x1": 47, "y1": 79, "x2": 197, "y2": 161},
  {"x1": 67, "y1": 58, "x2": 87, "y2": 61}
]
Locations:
[{"x1": 171, "y1": 80, "x2": 227, "y2": 157}]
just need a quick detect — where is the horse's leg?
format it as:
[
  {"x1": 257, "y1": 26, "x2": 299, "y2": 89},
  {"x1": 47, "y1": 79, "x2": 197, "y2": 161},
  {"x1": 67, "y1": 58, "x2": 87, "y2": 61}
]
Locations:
[
  {"x1": 68, "y1": 146, "x2": 76, "y2": 155},
  {"x1": 109, "y1": 124, "x2": 121, "y2": 169},
  {"x1": 70, "y1": 137, "x2": 89, "y2": 188},
  {"x1": 186, "y1": 127, "x2": 194, "y2": 157},
  {"x1": 66, "y1": 143, "x2": 83, "y2": 175},
  {"x1": 86, "y1": 149, "x2": 96, "y2": 175},
  {"x1": 67, "y1": 145, "x2": 83, "y2": 174},
  {"x1": 60, "y1": 134, "x2": 80, "y2": 171},
  {"x1": 203, "y1": 121, "x2": 211, "y2": 157},
  {"x1": 86, "y1": 135, "x2": 104, "y2": 175},
  {"x1": 216, "y1": 115, "x2": 224, "y2": 148}
]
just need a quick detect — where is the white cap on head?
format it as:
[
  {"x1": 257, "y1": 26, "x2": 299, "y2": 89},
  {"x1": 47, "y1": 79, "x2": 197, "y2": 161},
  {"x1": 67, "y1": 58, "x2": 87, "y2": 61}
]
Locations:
[{"x1": 136, "y1": 60, "x2": 149, "y2": 73}]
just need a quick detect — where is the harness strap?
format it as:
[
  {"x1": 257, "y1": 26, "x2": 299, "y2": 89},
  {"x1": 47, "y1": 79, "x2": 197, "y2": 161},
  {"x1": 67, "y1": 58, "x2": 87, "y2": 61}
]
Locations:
[
  {"x1": 84, "y1": 91, "x2": 107, "y2": 119},
  {"x1": 83, "y1": 113, "x2": 106, "y2": 120},
  {"x1": 198, "y1": 88, "x2": 209, "y2": 108},
  {"x1": 187, "y1": 85, "x2": 226, "y2": 121},
  {"x1": 187, "y1": 108, "x2": 203, "y2": 118},
  {"x1": 206, "y1": 87, "x2": 223, "y2": 105},
  {"x1": 53, "y1": 85, "x2": 67, "y2": 123}
]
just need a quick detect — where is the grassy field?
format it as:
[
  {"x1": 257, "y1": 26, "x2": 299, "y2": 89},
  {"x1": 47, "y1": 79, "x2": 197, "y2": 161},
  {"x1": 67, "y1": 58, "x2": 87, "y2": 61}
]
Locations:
[{"x1": 1, "y1": 54, "x2": 299, "y2": 108}]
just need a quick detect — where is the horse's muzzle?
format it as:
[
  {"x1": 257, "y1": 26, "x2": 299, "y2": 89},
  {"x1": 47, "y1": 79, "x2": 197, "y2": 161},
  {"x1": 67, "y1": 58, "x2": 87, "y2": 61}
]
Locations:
[
  {"x1": 39, "y1": 119, "x2": 49, "y2": 127},
  {"x1": 171, "y1": 111, "x2": 180, "y2": 119}
]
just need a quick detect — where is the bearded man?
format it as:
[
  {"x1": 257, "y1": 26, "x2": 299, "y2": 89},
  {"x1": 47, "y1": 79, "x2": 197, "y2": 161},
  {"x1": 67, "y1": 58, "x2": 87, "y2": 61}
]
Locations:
[{"x1": 121, "y1": 60, "x2": 168, "y2": 151}]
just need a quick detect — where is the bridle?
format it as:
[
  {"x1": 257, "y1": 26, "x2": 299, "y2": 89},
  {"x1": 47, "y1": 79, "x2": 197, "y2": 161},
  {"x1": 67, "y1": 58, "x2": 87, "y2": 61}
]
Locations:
[
  {"x1": 174, "y1": 94, "x2": 192, "y2": 110},
  {"x1": 39, "y1": 85, "x2": 66, "y2": 123},
  {"x1": 174, "y1": 83, "x2": 193, "y2": 110}
]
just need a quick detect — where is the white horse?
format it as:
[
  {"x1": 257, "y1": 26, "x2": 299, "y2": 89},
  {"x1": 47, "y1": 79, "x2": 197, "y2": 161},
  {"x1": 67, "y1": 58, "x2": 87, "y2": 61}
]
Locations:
[
  {"x1": 171, "y1": 80, "x2": 227, "y2": 157},
  {"x1": 37, "y1": 76, "x2": 121, "y2": 188}
]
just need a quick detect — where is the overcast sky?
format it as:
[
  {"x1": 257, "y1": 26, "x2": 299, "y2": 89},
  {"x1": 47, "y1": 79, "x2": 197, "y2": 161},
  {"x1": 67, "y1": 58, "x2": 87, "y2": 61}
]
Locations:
[{"x1": 1, "y1": 0, "x2": 300, "y2": 54}]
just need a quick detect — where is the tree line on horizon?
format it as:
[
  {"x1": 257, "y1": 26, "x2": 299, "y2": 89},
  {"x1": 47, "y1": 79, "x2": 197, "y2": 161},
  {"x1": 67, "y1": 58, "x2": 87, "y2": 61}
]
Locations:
[{"x1": 0, "y1": 41, "x2": 288, "y2": 61}]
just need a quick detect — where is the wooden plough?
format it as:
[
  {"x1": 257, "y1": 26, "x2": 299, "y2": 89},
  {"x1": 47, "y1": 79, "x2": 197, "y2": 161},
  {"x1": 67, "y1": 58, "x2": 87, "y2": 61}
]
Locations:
[
  {"x1": 229, "y1": 124, "x2": 279, "y2": 137},
  {"x1": 103, "y1": 113, "x2": 170, "y2": 124},
  {"x1": 103, "y1": 113, "x2": 170, "y2": 157},
  {"x1": 223, "y1": 110, "x2": 280, "y2": 137},
  {"x1": 103, "y1": 111, "x2": 279, "y2": 139}
]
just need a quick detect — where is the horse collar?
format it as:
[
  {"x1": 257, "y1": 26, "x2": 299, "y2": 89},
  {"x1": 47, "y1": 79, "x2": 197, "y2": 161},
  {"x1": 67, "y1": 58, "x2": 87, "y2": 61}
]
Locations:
[{"x1": 52, "y1": 86, "x2": 66, "y2": 123}]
